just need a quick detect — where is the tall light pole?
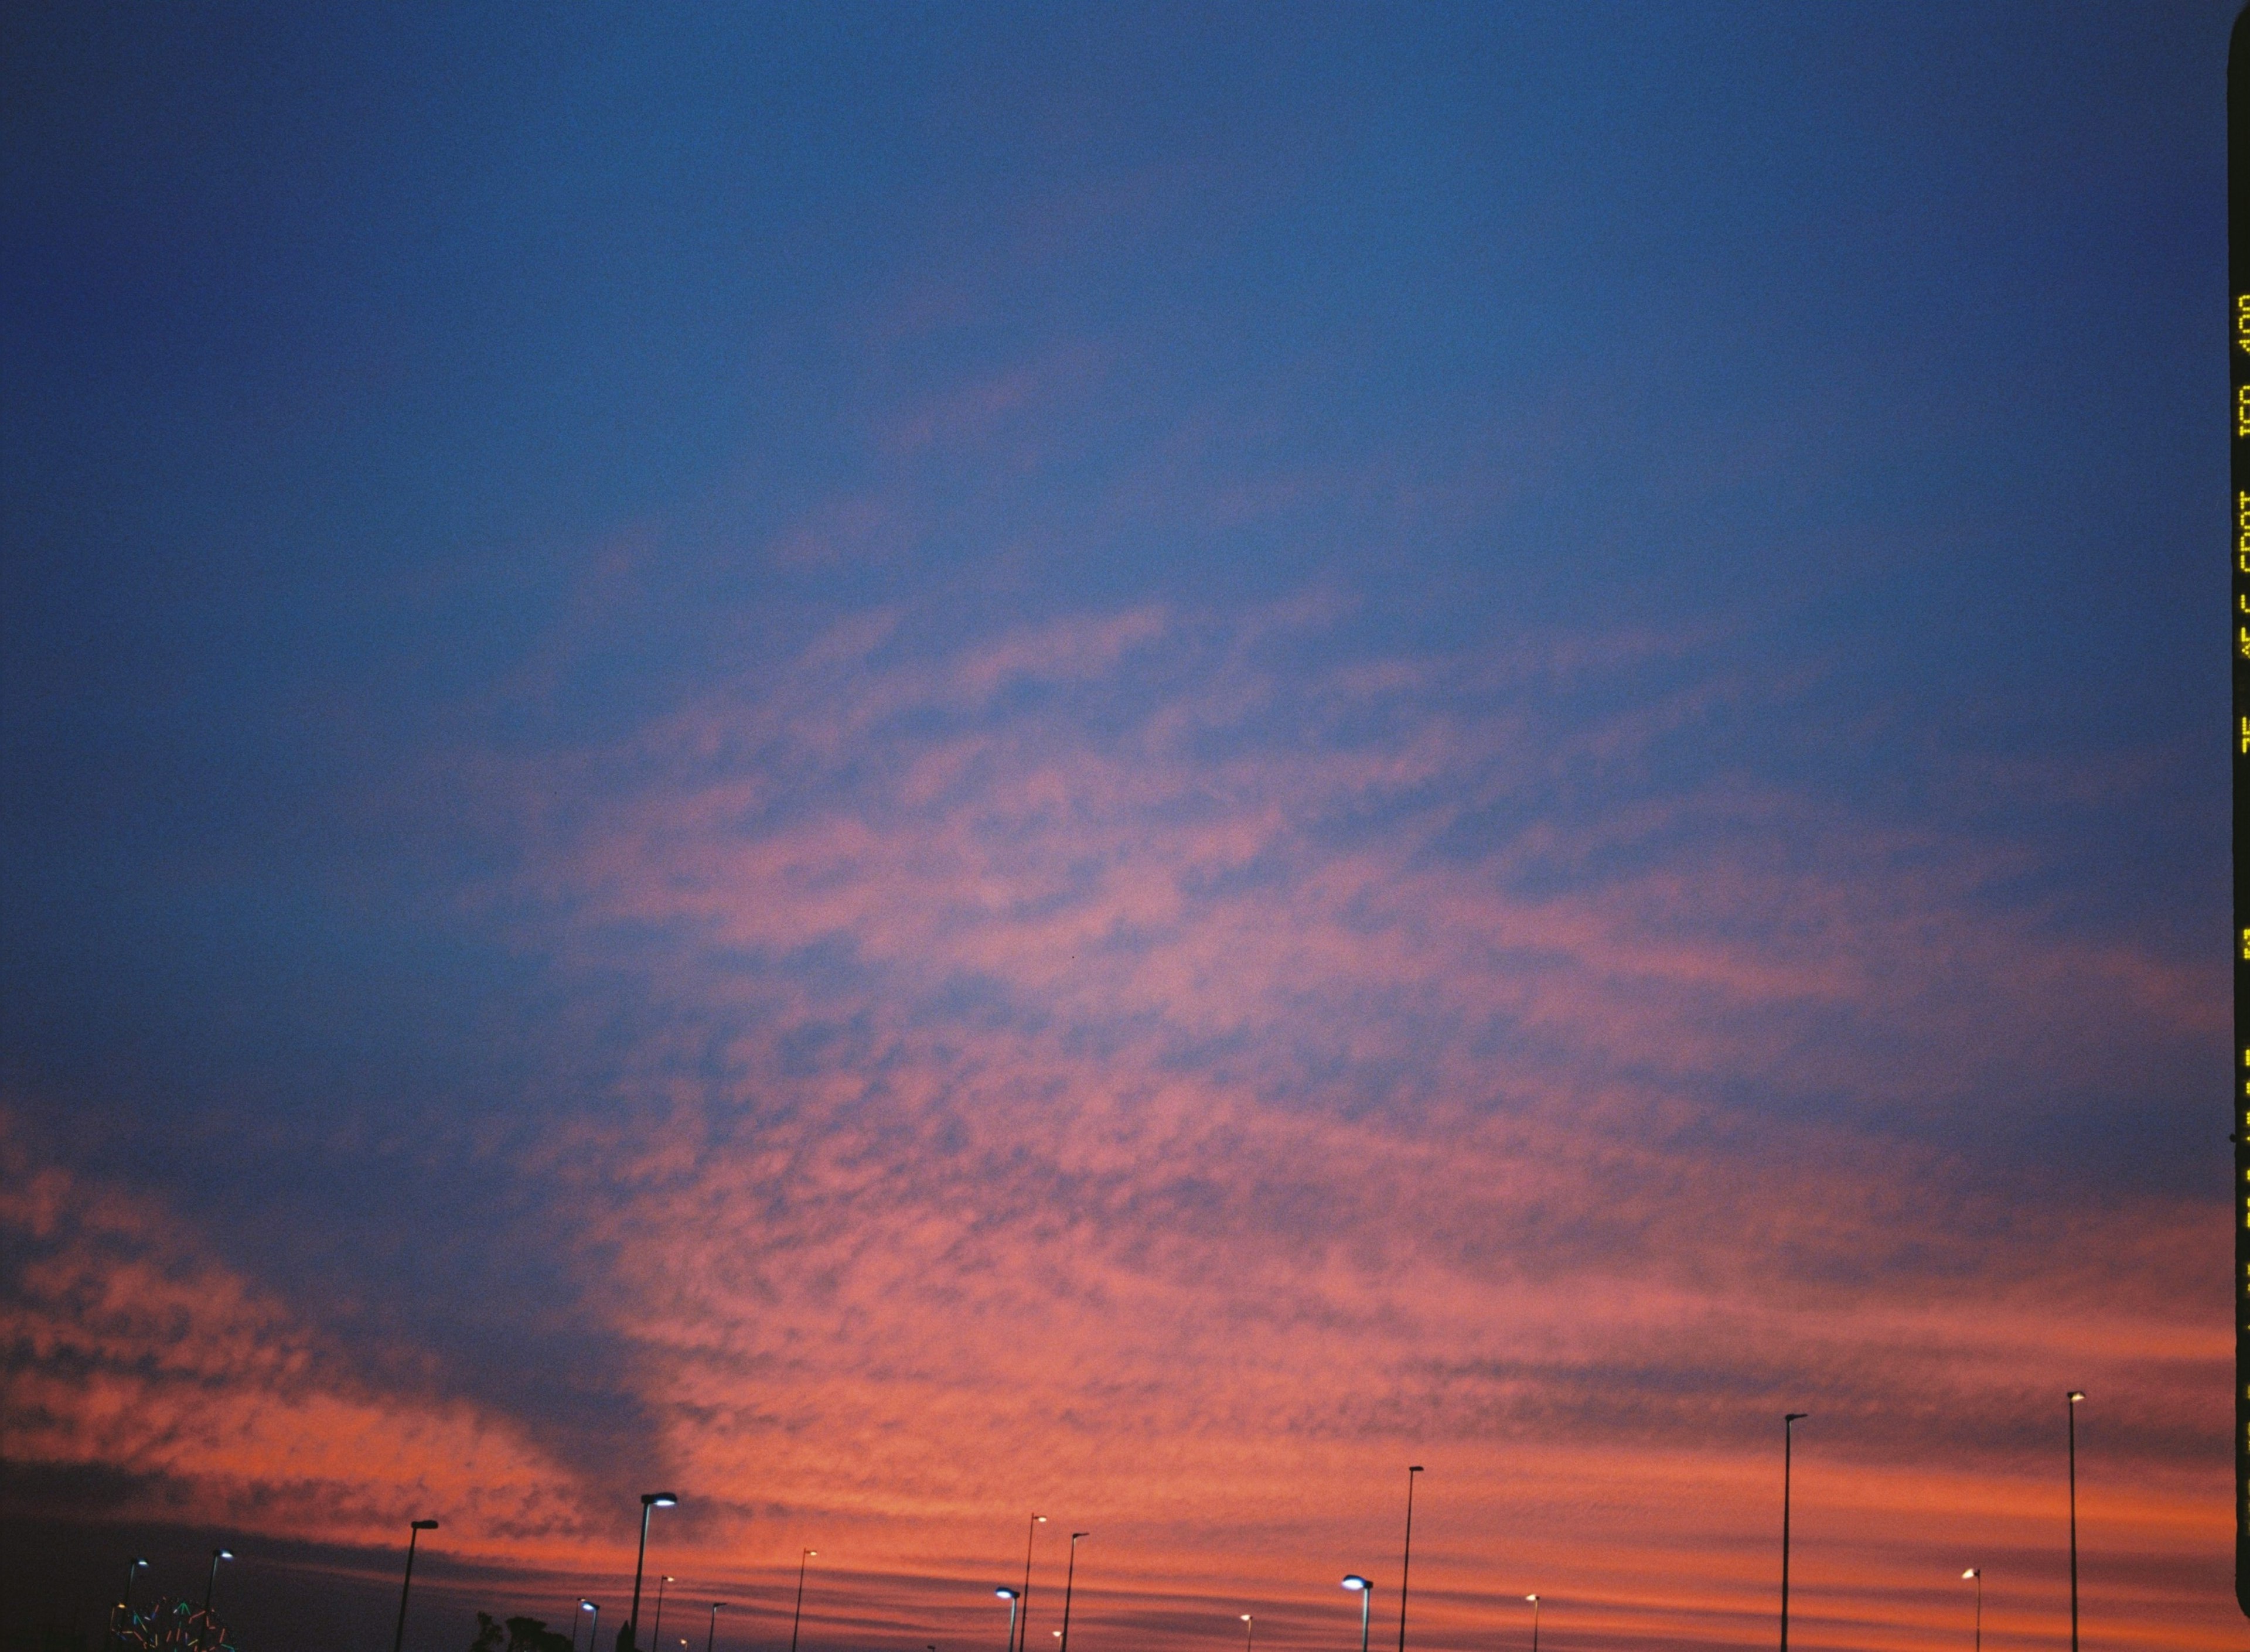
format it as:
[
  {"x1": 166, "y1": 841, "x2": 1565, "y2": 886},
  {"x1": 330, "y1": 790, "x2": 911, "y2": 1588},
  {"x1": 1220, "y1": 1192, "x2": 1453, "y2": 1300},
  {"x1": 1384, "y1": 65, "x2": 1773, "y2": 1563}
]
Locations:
[
  {"x1": 2067, "y1": 1392, "x2": 2085, "y2": 1652},
  {"x1": 653, "y1": 1576, "x2": 674, "y2": 1652},
  {"x1": 392, "y1": 1520, "x2": 440, "y2": 1652},
  {"x1": 628, "y1": 1494, "x2": 678, "y2": 1652},
  {"x1": 1240, "y1": 1613, "x2": 1253, "y2": 1652},
  {"x1": 789, "y1": 1549, "x2": 817, "y2": 1652},
  {"x1": 1962, "y1": 1569, "x2": 1980, "y2": 1652},
  {"x1": 1396, "y1": 1466, "x2": 1424, "y2": 1652},
  {"x1": 997, "y1": 1589, "x2": 1020, "y2": 1652},
  {"x1": 707, "y1": 1603, "x2": 723, "y2": 1652},
  {"x1": 582, "y1": 1600, "x2": 600, "y2": 1652},
  {"x1": 1014, "y1": 1516, "x2": 1046, "y2": 1652},
  {"x1": 1058, "y1": 1532, "x2": 1089, "y2": 1652},
  {"x1": 1780, "y1": 1414, "x2": 1807, "y2": 1652},
  {"x1": 203, "y1": 1549, "x2": 234, "y2": 1615},
  {"x1": 1342, "y1": 1576, "x2": 1373, "y2": 1652},
  {"x1": 120, "y1": 1558, "x2": 148, "y2": 1615},
  {"x1": 1523, "y1": 1596, "x2": 1539, "y2": 1652}
]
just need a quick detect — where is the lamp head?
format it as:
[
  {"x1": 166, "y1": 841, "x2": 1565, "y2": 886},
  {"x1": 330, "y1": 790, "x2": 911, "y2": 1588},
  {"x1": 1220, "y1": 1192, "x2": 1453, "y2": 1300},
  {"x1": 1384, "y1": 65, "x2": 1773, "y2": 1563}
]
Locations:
[
  {"x1": 2067, "y1": 1391, "x2": 2085, "y2": 1403},
  {"x1": 1035, "y1": 1516, "x2": 1047, "y2": 1524},
  {"x1": 132, "y1": 1559, "x2": 148, "y2": 1569},
  {"x1": 213, "y1": 1550, "x2": 233, "y2": 1562},
  {"x1": 1240, "y1": 1616, "x2": 1252, "y2": 1623},
  {"x1": 1072, "y1": 1531, "x2": 1089, "y2": 1540},
  {"x1": 412, "y1": 1520, "x2": 439, "y2": 1531},
  {"x1": 997, "y1": 1589, "x2": 1019, "y2": 1600},
  {"x1": 1407, "y1": 1464, "x2": 1424, "y2": 1473},
  {"x1": 1785, "y1": 1412, "x2": 1807, "y2": 1423},
  {"x1": 1341, "y1": 1576, "x2": 1369, "y2": 1592},
  {"x1": 1962, "y1": 1569, "x2": 1978, "y2": 1579},
  {"x1": 663, "y1": 1576, "x2": 675, "y2": 1584},
  {"x1": 581, "y1": 1602, "x2": 595, "y2": 1612},
  {"x1": 645, "y1": 1493, "x2": 679, "y2": 1507},
  {"x1": 804, "y1": 1549, "x2": 817, "y2": 1559},
  {"x1": 1525, "y1": 1596, "x2": 1538, "y2": 1605}
]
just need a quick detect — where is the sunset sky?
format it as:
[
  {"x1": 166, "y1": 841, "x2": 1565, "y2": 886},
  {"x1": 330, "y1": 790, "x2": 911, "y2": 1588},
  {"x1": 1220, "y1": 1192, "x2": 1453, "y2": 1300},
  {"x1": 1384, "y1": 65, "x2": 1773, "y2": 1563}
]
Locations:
[{"x1": 0, "y1": 5, "x2": 2234, "y2": 1651}]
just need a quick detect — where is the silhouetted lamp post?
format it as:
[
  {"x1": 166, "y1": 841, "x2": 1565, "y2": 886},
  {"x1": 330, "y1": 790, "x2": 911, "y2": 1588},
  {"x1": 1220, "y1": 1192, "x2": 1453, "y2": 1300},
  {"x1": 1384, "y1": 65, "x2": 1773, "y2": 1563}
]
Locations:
[
  {"x1": 204, "y1": 1549, "x2": 234, "y2": 1615},
  {"x1": 997, "y1": 1588, "x2": 1020, "y2": 1652},
  {"x1": 1396, "y1": 1467, "x2": 1424, "y2": 1652},
  {"x1": 1780, "y1": 1414, "x2": 1807, "y2": 1652},
  {"x1": 1961, "y1": 1569, "x2": 1980, "y2": 1652},
  {"x1": 1013, "y1": 1516, "x2": 1046, "y2": 1652},
  {"x1": 1058, "y1": 1532, "x2": 1089, "y2": 1652},
  {"x1": 1523, "y1": 1596, "x2": 1539, "y2": 1652},
  {"x1": 2067, "y1": 1392, "x2": 2084, "y2": 1652},
  {"x1": 789, "y1": 1549, "x2": 817, "y2": 1652},
  {"x1": 707, "y1": 1602, "x2": 724, "y2": 1652},
  {"x1": 653, "y1": 1575, "x2": 674, "y2": 1652},
  {"x1": 392, "y1": 1520, "x2": 439, "y2": 1652},
  {"x1": 582, "y1": 1599, "x2": 600, "y2": 1652},
  {"x1": 120, "y1": 1558, "x2": 148, "y2": 1615},
  {"x1": 628, "y1": 1494, "x2": 678, "y2": 1652},
  {"x1": 1342, "y1": 1575, "x2": 1373, "y2": 1652}
]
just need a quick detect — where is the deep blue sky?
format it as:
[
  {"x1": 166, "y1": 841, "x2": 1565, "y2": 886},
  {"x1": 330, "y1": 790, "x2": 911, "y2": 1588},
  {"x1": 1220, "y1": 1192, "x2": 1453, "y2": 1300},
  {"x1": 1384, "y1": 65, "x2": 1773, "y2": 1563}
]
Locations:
[{"x1": 1, "y1": 6, "x2": 2235, "y2": 1650}]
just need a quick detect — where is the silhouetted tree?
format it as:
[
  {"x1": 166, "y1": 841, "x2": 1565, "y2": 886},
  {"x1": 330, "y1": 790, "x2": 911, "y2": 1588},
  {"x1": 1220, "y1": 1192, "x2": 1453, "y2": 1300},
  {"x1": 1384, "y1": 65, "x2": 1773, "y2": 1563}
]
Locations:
[{"x1": 468, "y1": 1614, "x2": 570, "y2": 1652}]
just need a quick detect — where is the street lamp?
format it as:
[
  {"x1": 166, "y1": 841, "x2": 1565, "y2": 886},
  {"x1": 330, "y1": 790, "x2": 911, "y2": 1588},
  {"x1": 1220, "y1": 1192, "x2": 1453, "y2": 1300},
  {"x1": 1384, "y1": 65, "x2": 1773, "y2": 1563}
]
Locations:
[
  {"x1": 1780, "y1": 1414, "x2": 1808, "y2": 1652},
  {"x1": 1241, "y1": 1613, "x2": 1253, "y2": 1652},
  {"x1": 1523, "y1": 1596, "x2": 1539, "y2": 1652},
  {"x1": 1013, "y1": 1516, "x2": 1047, "y2": 1652},
  {"x1": 203, "y1": 1549, "x2": 234, "y2": 1615},
  {"x1": 1396, "y1": 1467, "x2": 1424, "y2": 1652},
  {"x1": 120, "y1": 1558, "x2": 148, "y2": 1615},
  {"x1": 653, "y1": 1576, "x2": 674, "y2": 1652},
  {"x1": 393, "y1": 1520, "x2": 440, "y2": 1652},
  {"x1": 1058, "y1": 1532, "x2": 1089, "y2": 1652},
  {"x1": 1342, "y1": 1576, "x2": 1373, "y2": 1652},
  {"x1": 1962, "y1": 1569, "x2": 1981, "y2": 1652},
  {"x1": 581, "y1": 1600, "x2": 600, "y2": 1652},
  {"x1": 790, "y1": 1549, "x2": 818, "y2": 1652},
  {"x1": 997, "y1": 1588, "x2": 1021, "y2": 1652},
  {"x1": 2067, "y1": 1392, "x2": 2085, "y2": 1652},
  {"x1": 707, "y1": 1603, "x2": 724, "y2": 1652},
  {"x1": 628, "y1": 1494, "x2": 678, "y2": 1652}
]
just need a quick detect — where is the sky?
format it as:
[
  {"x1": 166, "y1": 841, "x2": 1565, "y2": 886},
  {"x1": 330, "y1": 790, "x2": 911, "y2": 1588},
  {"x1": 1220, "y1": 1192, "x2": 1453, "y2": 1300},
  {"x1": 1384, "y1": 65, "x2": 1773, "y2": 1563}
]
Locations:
[{"x1": 0, "y1": 4, "x2": 2234, "y2": 1650}]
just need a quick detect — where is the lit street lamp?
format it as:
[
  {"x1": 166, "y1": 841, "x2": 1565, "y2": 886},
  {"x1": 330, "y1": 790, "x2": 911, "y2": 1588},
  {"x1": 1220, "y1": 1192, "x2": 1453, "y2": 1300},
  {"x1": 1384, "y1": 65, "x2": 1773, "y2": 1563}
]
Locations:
[
  {"x1": 707, "y1": 1602, "x2": 724, "y2": 1652},
  {"x1": 997, "y1": 1588, "x2": 1021, "y2": 1652},
  {"x1": 1780, "y1": 1414, "x2": 1808, "y2": 1652},
  {"x1": 628, "y1": 1494, "x2": 678, "y2": 1652},
  {"x1": 581, "y1": 1600, "x2": 600, "y2": 1652},
  {"x1": 1523, "y1": 1596, "x2": 1539, "y2": 1652},
  {"x1": 1240, "y1": 1614, "x2": 1252, "y2": 1652},
  {"x1": 653, "y1": 1576, "x2": 674, "y2": 1652},
  {"x1": 1058, "y1": 1532, "x2": 1089, "y2": 1652},
  {"x1": 2067, "y1": 1392, "x2": 2085, "y2": 1652},
  {"x1": 1013, "y1": 1516, "x2": 1046, "y2": 1652},
  {"x1": 204, "y1": 1549, "x2": 234, "y2": 1615},
  {"x1": 1341, "y1": 1575, "x2": 1373, "y2": 1652},
  {"x1": 1962, "y1": 1569, "x2": 1981, "y2": 1652},
  {"x1": 393, "y1": 1520, "x2": 440, "y2": 1652},
  {"x1": 790, "y1": 1549, "x2": 818, "y2": 1652},
  {"x1": 120, "y1": 1558, "x2": 148, "y2": 1615}
]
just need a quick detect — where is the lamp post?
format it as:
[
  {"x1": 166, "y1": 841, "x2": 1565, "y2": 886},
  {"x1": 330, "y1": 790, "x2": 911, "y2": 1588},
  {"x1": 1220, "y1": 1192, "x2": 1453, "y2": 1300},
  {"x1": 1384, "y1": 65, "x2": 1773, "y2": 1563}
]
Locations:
[
  {"x1": 1342, "y1": 1576, "x2": 1373, "y2": 1652},
  {"x1": 203, "y1": 1549, "x2": 234, "y2": 1615},
  {"x1": 1523, "y1": 1596, "x2": 1539, "y2": 1652},
  {"x1": 392, "y1": 1520, "x2": 440, "y2": 1652},
  {"x1": 1961, "y1": 1570, "x2": 1980, "y2": 1652},
  {"x1": 120, "y1": 1558, "x2": 148, "y2": 1615},
  {"x1": 997, "y1": 1589, "x2": 1020, "y2": 1652},
  {"x1": 707, "y1": 1603, "x2": 724, "y2": 1652},
  {"x1": 2067, "y1": 1392, "x2": 2084, "y2": 1652},
  {"x1": 1396, "y1": 1466, "x2": 1424, "y2": 1652},
  {"x1": 789, "y1": 1549, "x2": 817, "y2": 1652},
  {"x1": 628, "y1": 1494, "x2": 678, "y2": 1652},
  {"x1": 1241, "y1": 1614, "x2": 1253, "y2": 1652},
  {"x1": 653, "y1": 1576, "x2": 673, "y2": 1652},
  {"x1": 1058, "y1": 1532, "x2": 1089, "y2": 1652},
  {"x1": 1780, "y1": 1414, "x2": 1807, "y2": 1652},
  {"x1": 1013, "y1": 1515, "x2": 1046, "y2": 1652},
  {"x1": 582, "y1": 1600, "x2": 600, "y2": 1652}
]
